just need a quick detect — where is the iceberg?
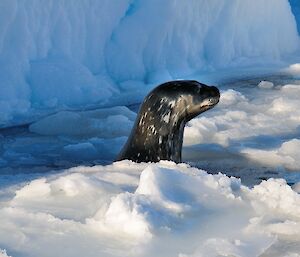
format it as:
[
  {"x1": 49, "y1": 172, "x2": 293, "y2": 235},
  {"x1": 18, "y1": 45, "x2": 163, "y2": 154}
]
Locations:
[{"x1": 0, "y1": 0, "x2": 299, "y2": 126}]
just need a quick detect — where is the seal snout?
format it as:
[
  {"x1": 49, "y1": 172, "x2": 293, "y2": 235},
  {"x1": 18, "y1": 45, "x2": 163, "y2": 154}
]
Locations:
[
  {"x1": 210, "y1": 86, "x2": 220, "y2": 98},
  {"x1": 206, "y1": 86, "x2": 220, "y2": 106}
]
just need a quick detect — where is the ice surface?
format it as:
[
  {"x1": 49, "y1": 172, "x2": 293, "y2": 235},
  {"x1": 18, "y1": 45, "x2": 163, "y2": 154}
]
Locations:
[
  {"x1": 0, "y1": 0, "x2": 299, "y2": 126},
  {"x1": 1, "y1": 77, "x2": 300, "y2": 183},
  {"x1": 183, "y1": 79, "x2": 300, "y2": 176},
  {"x1": 1, "y1": 161, "x2": 300, "y2": 257}
]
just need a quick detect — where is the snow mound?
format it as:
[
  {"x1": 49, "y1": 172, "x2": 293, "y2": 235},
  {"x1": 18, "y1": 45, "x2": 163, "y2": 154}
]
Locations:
[
  {"x1": 242, "y1": 139, "x2": 300, "y2": 170},
  {"x1": 0, "y1": 0, "x2": 299, "y2": 125},
  {"x1": 1, "y1": 161, "x2": 300, "y2": 256},
  {"x1": 284, "y1": 63, "x2": 300, "y2": 77}
]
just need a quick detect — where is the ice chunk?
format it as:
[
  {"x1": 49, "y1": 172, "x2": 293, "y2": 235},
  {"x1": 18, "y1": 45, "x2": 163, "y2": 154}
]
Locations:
[
  {"x1": 29, "y1": 107, "x2": 135, "y2": 138},
  {"x1": 257, "y1": 81, "x2": 274, "y2": 89},
  {"x1": 63, "y1": 143, "x2": 99, "y2": 160}
]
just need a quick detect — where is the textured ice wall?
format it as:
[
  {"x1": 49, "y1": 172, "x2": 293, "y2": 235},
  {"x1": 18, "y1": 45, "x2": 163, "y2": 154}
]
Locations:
[
  {"x1": 290, "y1": 0, "x2": 300, "y2": 32},
  {"x1": 0, "y1": 0, "x2": 130, "y2": 125},
  {"x1": 0, "y1": 0, "x2": 299, "y2": 126}
]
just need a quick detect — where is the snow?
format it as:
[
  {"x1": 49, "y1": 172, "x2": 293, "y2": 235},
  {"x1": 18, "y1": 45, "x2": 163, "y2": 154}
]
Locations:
[
  {"x1": 0, "y1": 161, "x2": 300, "y2": 257},
  {"x1": 183, "y1": 79, "x2": 300, "y2": 175},
  {"x1": 1, "y1": 75, "x2": 300, "y2": 256},
  {"x1": 242, "y1": 139, "x2": 300, "y2": 170},
  {"x1": 257, "y1": 80, "x2": 274, "y2": 89},
  {"x1": 284, "y1": 63, "x2": 300, "y2": 77},
  {"x1": 0, "y1": 0, "x2": 299, "y2": 126},
  {"x1": 0, "y1": 250, "x2": 11, "y2": 257}
]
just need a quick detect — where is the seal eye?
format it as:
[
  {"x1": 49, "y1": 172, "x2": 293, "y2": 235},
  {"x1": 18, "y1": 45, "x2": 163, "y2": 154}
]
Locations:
[{"x1": 208, "y1": 98, "x2": 216, "y2": 105}]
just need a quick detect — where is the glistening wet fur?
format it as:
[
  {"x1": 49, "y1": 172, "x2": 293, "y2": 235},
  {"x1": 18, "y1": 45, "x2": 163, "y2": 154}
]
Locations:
[{"x1": 117, "y1": 80, "x2": 220, "y2": 163}]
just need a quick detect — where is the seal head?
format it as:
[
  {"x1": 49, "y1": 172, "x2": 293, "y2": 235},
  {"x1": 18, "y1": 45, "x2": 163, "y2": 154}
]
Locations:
[{"x1": 116, "y1": 80, "x2": 220, "y2": 163}]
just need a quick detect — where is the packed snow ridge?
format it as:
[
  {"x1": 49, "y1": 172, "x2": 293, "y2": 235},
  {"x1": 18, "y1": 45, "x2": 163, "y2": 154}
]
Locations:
[
  {"x1": 1, "y1": 161, "x2": 300, "y2": 257},
  {"x1": 0, "y1": 0, "x2": 299, "y2": 126}
]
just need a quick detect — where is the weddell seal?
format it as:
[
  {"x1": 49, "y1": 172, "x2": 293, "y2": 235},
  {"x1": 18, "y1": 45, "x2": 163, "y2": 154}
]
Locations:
[{"x1": 116, "y1": 80, "x2": 220, "y2": 163}]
